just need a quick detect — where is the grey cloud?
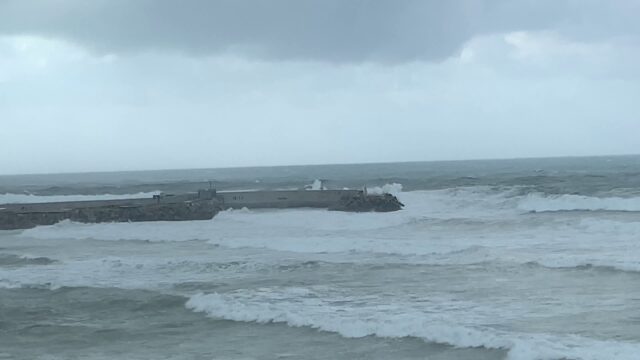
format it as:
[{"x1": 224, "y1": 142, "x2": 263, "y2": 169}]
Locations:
[{"x1": 0, "y1": 0, "x2": 637, "y2": 63}]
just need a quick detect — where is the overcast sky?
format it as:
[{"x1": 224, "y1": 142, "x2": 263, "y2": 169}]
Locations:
[{"x1": 1, "y1": 0, "x2": 639, "y2": 175}]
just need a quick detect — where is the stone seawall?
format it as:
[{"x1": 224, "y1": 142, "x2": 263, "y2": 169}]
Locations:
[
  {"x1": 0, "y1": 189, "x2": 403, "y2": 230},
  {"x1": 0, "y1": 191, "x2": 220, "y2": 230},
  {"x1": 218, "y1": 190, "x2": 404, "y2": 212}
]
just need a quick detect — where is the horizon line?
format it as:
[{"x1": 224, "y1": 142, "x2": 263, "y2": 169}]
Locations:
[{"x1": 1, "y1": 153, "x2": 639, "y2": 178}]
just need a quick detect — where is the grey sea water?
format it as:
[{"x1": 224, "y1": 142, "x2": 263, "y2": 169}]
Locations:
[{"x1": 2, "y1": 155, "x2": 640, "y2": 360}]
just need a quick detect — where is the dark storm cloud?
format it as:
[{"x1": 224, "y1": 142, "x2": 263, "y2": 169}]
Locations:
[{"x1": 0, "y1": 0, "x2": 637, "y2": 63}]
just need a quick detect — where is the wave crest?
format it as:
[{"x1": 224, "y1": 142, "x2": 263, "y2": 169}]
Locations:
[
  {"x1": 518, "y1": 193, "x2": 640, "y2": 212},
  {"x1": 186, "y1": 288, "x2": 640, "y2": 360},
  {"x1": 366, "y1": 183, "x2": 403, "y2": 195}
]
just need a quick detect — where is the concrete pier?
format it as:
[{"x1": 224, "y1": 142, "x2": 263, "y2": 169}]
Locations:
[
  {"x1": 0, "y1": 188, "x2": 403, "y2": 230},
  {"x1": 217, "y1": 189, "x2": 403, "y2": 212},
  {"x1": 0, "y1": 191, "x2": 220, "y2": 230}
]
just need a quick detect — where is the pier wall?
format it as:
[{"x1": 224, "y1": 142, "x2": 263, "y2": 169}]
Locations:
[
  {"x1": 0, "y1": 189, "x2": 402, "y2": 230},
  {"x1": 0, "y1": 192, "x2": 220, "y2": 230},
  {"x1": 217, "y1": 190, "x2": 363, "y2": 209}
]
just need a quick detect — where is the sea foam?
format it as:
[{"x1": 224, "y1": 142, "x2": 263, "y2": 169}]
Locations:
[
  {"x1": 518, "y1": 193, "x2": 640, "y2": 212},
  {"x1": 186, "y1": 287, "x2": 640, "y2": 360}
]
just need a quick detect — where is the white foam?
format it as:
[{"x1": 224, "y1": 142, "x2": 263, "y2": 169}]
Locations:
[
  {"x1": 0, "y1": 254, "x2": 268, "y2": 290},
  {"x1": 579, "y1": 218, "x2": 640, "y2": 235},
  {"x1": 0, "y1": 279, "x2": 21, "y2": 289},
  {"x1": 0, "y1": 191, "x2": 161, "y2": 204},
  {"x1": 366, "y1": 183, "x2": 403, "y2": 195},
  {"x1": 306, "y1": 179, "x2": 326, "y2": 191},
  {"x1": 17, "y1": 210, "x2": 486, "y2": 256},
  {"x1": 518, "y1": 193, "x2": 640, "y2": 212},
  {"x1": 186, "y1": 287, "x2": 640, "y2": 360}
]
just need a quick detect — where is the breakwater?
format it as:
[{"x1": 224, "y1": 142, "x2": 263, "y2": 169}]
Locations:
[
  {"x1": 217, "y1": 189, "x2": 403, "y2": 212},
  {"x1": 0, "y1": 189, "x2": 403, "y2": 230},
  {"x1": 0, "y1": 190, "x2": 220, "y2": 230}
]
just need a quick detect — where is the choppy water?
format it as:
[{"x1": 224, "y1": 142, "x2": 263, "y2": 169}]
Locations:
[{"x1": 2, "y1": 156, "x2": 640, "y2": 360}]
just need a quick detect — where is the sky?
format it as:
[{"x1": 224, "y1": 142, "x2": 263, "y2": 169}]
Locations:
[{"x1": 0, "y1": 0, "x2": 639, "y2": 175}]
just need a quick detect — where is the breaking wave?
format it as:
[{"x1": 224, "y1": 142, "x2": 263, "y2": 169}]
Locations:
[
  {"x1": 0, "y1": 253, "x2": 57, "y2": 267},
  {"x1": 0, "y1": 254, "x2": 337, "y2": 291},
  {"x1": 366, "y1": 183, "x2": 403, "y2": 195},
  {"x1": 0, "y1": 256, "x2": 249, "y2": 290},
  {"x1": 518, "y1": 193, "x2": 640, "y2": 212},
  {"x1": 186, "y1": 287, "x2": 640, "y2": 360}
]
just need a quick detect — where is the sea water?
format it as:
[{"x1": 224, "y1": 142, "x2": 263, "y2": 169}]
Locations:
[{"x1": 1, "y1": 156, "x2": 640, "y2": 360}]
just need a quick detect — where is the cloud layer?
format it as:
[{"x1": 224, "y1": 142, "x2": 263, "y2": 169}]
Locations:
[
  {"x1": 1, "y1": 1, "x2": 639, "y2": 174},
  {"x1": 1, "y1": 0, "x2": 638, "y2": 63}
]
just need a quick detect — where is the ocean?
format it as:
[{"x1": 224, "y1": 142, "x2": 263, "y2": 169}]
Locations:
[{"x1": 1, "y1": 155, "x2": 640, "y2": 360}]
